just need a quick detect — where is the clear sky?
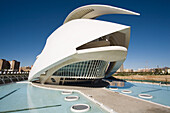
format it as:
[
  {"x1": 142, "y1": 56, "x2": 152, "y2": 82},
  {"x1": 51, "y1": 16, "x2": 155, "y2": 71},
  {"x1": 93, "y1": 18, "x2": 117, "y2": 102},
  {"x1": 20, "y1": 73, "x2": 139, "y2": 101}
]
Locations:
[{"x1": 0, "y1": 0, "x2": 170, "y2": 69}]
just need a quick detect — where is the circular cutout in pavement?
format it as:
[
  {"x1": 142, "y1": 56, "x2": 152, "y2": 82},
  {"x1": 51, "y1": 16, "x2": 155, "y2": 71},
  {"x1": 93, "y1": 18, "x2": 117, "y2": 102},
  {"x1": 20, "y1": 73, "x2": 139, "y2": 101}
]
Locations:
[
  {"x1": 65, "y1": 96, "x2": 79, "y2": 101},
  {"x1": 121, "y1": 90, "x2": 132, "y2": 94},
  {"x1": 71, "y1": 104, "x2": 90, "y2": 112},
  {"x1": 61, "y1": 91, "x2": 72, "y2": 95},
  {"x1": 138, "y1": 94, "x2": 153, "y2": 99}
]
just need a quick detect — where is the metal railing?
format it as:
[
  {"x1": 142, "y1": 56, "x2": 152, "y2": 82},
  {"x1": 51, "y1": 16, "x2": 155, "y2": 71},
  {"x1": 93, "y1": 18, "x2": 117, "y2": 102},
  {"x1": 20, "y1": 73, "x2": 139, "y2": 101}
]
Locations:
[{"x1": 0, "y1": 72, "x2": 29, "y2": 84}]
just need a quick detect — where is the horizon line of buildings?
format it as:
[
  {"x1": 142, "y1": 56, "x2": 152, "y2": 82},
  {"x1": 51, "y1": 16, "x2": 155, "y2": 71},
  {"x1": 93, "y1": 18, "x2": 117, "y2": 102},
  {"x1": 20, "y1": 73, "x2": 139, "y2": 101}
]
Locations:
[
  {"x1": 1, "y1": 59, "x2": 169, "y2": 74},
  {"x1": 0, "y1": 59, "x2": 32, "y2": 72},
  {"x1": 117, "y1": 64, "x2": 170, "y2": 74}
]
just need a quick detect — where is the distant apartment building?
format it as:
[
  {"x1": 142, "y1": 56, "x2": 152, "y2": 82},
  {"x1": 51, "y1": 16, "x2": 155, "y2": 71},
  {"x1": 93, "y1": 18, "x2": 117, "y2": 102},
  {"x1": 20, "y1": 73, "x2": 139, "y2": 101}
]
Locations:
[
  {"x1": 136, "y1": 68, "x2": 153, "y2": 72},
  {"x1": 0, "y1": 59, "x2": 10, "y2": 71},
  {"x1": 9, "y1": 60, "x2": 20, "y2": 71},
  {"x1": 117, "y1": 64, "x2": 124, "y2": 72},
  {"x1": 123, "y1": 69, "x2": 133, "y2": 72},
  {"x1": 135, "y1": 67, "x2": 170, "y2": 74},
  {"x1": 116, "y1": 64, "x2": 133, "y2": 72},
  {"x1": 19, "y1": 66, "x2": 31, "y2": 72},
  {"x1": 0, "y1": 59, "x2": 20, "y2": 71},
  {"x1": 168, "y1": 69, "x2": 170, "y2": 74},
  {"x1": 158, "y1": 67, "x2": 170, "y2": 74}
]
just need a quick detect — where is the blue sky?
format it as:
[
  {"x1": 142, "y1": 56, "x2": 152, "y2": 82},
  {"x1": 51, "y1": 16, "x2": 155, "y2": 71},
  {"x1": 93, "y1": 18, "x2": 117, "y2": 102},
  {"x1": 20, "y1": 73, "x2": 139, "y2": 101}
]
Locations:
[{"x1": 0, "y1": 0, "x2": 170, "y2": 69}]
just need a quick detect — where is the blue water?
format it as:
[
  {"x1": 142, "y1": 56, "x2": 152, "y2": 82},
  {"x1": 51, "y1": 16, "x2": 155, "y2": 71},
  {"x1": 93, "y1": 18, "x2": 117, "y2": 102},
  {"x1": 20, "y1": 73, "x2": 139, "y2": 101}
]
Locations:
[
  {"x1": 108, "y1": 82, "x2": 170, "y2": 107},
  {"x1": 0, "y1": 82, "x2": 108, "y2": 113}
]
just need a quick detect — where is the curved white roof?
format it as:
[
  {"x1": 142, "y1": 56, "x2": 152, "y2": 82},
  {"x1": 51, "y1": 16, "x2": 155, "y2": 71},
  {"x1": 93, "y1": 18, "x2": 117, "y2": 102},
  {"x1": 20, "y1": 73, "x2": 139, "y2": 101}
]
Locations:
[
  {"x1": 64, "y1": 4, "x2": 139, "y2": 23},
  {"x1": 29, "y1": 19, "x2": 130, "y2": 81}
]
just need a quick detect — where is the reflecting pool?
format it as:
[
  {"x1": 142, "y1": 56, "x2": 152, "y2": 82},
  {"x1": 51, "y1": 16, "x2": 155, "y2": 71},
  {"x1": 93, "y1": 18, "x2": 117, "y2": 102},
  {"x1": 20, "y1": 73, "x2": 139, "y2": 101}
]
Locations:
[{"x1": 0, "y1": 82, "x2": 108, "y2": 113}]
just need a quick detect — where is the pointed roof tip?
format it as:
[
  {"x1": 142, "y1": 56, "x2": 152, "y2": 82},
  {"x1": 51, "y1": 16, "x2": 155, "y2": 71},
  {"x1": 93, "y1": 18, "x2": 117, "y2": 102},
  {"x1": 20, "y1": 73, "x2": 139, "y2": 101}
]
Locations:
[
  {"x1": 133, "y1": 12, "x2": 140, "y2": 16},
  {"x1": 128, "y1": 11, "x2": 140, "y2": 16},
  {"x1": 137, "y1": 13, "x2": 140, "y2": 15}
]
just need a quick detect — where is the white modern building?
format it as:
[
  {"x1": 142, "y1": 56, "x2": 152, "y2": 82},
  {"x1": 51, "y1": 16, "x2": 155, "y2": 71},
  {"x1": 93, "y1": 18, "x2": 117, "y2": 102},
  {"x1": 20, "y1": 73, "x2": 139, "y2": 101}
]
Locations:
[{"x1": 28, "y1": 4, "x2": 139, "y2": 85}]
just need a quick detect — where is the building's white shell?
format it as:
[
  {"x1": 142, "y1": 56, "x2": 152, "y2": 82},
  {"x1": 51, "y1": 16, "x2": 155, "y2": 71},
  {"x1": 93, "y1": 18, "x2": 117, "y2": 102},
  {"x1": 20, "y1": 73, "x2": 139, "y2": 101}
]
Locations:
[
  {"x1": 28, "y1": 5, "x2": 139, "y2": 84},
  {"x1": 64, "y1": 4, "x2": 139, "y2": 23}
]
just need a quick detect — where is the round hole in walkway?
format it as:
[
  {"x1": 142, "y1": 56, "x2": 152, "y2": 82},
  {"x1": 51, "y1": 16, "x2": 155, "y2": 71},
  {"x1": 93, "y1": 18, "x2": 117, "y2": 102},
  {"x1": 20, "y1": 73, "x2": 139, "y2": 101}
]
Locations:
[
  {"x1": 61, "y1": 91, "x2": 72, "y2": 95},
  {"x1": 121, "y1": 90, "x2": 132, "y2": 94},
  {"x1": 138, "y1": 94, "x2": 153, "y2": 99},
  {"x1": 71, "y1": 104, "x2": 90, "y2": 112},
  {"x1": 65, "y1": 96, "x2": 79, "y2": 101}
]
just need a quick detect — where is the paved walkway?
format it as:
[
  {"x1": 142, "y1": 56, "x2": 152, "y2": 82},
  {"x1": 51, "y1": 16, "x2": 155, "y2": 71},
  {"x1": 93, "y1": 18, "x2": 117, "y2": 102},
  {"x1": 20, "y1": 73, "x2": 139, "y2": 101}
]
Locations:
[{"x1": 33, "y1": 83, "x2": 170, "y2": 113}]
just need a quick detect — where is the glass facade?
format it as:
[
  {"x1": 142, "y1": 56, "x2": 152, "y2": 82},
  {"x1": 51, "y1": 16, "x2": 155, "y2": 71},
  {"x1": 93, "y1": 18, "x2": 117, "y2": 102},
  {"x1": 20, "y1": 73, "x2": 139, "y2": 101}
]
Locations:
[{"x1": 53, "y1": 60, "x2": 108, "y2": 78}]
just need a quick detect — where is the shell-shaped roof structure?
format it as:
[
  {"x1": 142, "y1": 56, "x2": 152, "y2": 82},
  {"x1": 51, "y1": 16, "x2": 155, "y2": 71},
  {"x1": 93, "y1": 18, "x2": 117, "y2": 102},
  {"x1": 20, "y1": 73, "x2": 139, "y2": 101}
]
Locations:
[{"x1": 28, "y1": 4, "x2": 139, "y2": 84}]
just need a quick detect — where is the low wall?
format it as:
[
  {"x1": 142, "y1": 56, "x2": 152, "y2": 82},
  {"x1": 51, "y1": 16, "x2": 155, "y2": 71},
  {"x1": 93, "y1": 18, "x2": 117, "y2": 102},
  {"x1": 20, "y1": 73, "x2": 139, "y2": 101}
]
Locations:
[{"x1": 113, "y1": 75, "x2": 170, "y2": 84}]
